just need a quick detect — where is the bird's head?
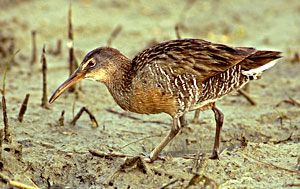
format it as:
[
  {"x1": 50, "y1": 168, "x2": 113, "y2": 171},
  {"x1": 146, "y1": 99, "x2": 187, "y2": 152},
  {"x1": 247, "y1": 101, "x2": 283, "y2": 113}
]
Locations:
[{"x1": 49, "y1": 47, "x2": 126, "y2": 104}]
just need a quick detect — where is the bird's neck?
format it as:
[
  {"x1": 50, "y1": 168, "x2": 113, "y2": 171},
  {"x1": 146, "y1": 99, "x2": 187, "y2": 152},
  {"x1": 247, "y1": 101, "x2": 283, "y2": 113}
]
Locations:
[{"x1": 104, "y1": 56, "x2": 133, "y2": 110}]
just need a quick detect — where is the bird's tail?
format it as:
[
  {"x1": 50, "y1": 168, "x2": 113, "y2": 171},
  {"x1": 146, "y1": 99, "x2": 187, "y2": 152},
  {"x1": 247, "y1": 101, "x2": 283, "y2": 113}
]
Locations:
[{"x1": 240, "y1": 50, "x2": 282, "y2": 79}]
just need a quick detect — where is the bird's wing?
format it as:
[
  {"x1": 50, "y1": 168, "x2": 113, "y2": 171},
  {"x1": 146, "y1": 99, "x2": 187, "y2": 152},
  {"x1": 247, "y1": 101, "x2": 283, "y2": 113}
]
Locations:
[{"x1": 131, "y1": 39, "x2": 256, "y2": 82}]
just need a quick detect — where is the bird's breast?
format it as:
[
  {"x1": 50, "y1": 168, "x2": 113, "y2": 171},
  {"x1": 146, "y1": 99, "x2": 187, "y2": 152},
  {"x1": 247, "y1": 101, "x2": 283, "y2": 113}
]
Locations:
[{"x1": 129, "y1": 84, "x2": 178, "y2": 116}]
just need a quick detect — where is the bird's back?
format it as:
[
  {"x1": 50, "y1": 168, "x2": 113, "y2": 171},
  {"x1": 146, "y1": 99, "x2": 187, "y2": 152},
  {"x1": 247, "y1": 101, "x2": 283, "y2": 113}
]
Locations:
[{"x1": 130, "y1": 39, "x2": 281, "y2": 116}]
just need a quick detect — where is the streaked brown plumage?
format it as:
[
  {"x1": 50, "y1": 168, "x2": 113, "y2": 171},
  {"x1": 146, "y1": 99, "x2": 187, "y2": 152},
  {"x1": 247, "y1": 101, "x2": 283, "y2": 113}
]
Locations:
[{"x1": 49, "y1": 38, "x2": 281, "y2": 162}]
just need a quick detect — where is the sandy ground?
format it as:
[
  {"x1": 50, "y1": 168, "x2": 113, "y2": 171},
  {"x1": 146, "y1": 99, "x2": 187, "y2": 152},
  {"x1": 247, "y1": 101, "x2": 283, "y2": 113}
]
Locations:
[{"x1": 0, "y1": 0, "x2": 300, "y2": 188}]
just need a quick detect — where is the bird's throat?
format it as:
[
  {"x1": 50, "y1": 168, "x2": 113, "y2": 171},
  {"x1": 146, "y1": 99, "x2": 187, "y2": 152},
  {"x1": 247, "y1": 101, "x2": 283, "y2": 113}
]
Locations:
[{"x1": 104, "y1": 58, "x2": 133, "y2": 111}]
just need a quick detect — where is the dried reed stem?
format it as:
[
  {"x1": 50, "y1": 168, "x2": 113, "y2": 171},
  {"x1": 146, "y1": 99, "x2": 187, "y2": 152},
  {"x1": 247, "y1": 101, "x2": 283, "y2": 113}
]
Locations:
[
  {"x1": 18, "y1": 94, "x2": 30, "y2": 122},
  {"x1": 2, "y1": 96, "x2": 11, "y2": 143},
  {"x1": 107, "y1": 25, "x2": 122, "y2": 47},
  {"x1": 175, "y1": 23, "x2": 181, "y2": 39},
  {"x1": 30, "y1": 30, "x2": 37, "y2": 65},
  {"x1": 67, "y1": 2, "x2": 76, "y2": 92},
  {"x1": 41, "y1": 46, "x2": 49, "y2": 109},
  {"x1": 58, "y1": 110, "x2": 65, "y2": 126}
]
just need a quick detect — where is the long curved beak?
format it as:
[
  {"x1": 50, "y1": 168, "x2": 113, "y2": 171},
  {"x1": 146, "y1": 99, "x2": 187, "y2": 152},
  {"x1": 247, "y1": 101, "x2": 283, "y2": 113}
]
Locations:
[{"x1": 49, "y1": 68, "x2": 84, "y2": 104}]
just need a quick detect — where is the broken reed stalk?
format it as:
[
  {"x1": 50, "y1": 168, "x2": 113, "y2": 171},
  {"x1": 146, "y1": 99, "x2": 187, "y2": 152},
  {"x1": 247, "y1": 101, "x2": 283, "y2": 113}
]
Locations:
[
  {"x1": 2, "y1": 96, "x2": 11, "y2": 143},
  {"x1": 175, "y1": 23, "x2": 181, "y2": 39},
  {"x1": 55, "y1": 39, "x2": 62, "y2": 55},
  {"x1": 107, "y1": 25, "x2": 123, "y2": 47},
  {"x1": 70, "y1": 107, "x2": 99, "y2": 128},
  {"x1": 1, "y1": 67, "x2": 8, "y2": 96},
  {"x1": 58, "y1": 110, "x2": 65, "y2": 126},
  {"x1": 30, "y1": 30, "x2": 37, "y2": 65},
  {"x1": 0, "y1": 129, "x2": 3, "y2": 158},
  {"x1": 67, "y1": 2, "x2": 76, "y2": 92},
  {"x1": 18, "y1": 94, "x2": 30, "y2": 122},
  {"x1": 41, "y1": 46, "x2": 49, "y2": 109},
  {"x1": 1, "y1": 68, "x2": 11, "y2": 143}
]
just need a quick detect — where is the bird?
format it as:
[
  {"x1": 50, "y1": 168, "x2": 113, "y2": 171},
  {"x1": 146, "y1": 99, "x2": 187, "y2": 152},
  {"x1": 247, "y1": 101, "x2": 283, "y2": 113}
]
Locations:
[{"x1": 49, "y1": 38, "x2": 281, "y2": 162}]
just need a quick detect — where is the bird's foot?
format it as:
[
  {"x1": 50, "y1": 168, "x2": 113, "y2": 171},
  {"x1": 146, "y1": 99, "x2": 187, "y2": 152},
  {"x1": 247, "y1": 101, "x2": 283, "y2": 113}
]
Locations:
[
  {"x1": 209, "y1": 149, "x2": 220, "y2": 160},
  {"x1": 191, "y1": 119, "x2": 207, "y2": 125},
  {"x1": 142, "y1": 152, "x2": 166, "y2": 163},
  {"x1": 191, "y1": 118, "x2": 200, "y2": 124}
]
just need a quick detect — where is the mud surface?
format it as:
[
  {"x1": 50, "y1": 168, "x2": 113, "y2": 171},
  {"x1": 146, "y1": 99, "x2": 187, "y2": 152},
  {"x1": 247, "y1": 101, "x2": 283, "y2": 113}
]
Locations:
[{"x1": 0, "y1": 0, "x2": 299, "y2": 188}]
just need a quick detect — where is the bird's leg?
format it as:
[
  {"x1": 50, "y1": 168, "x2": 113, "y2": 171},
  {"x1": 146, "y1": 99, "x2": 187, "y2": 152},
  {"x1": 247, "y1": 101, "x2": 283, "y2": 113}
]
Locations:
[
  {"x1": 210, "y1": 103, "x2": 224, "y2": 159},
  {"x1": 179, "y1": 114, "x2": 188, "y2": 127},
  {"x1": 149, "y1": 115, "x2": 185, "y2": 162},
  {"x1": 192, "y1": 109, "x2": 201, "y2": 124}
]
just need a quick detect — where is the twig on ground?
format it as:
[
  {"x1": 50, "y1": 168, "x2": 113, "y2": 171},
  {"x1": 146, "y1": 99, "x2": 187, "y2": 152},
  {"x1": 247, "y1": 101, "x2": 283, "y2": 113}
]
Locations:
[
  {"x1": 238, "y1": 152, "x2": 300, "y2": 174},
  {"x1": 70, "y1": 107, "x2": 99, "y2": 128},
  {"x1": 0, "y1": 173, "x2": 39, "y2": 189},
  {"x1": 89, "y1": 149, "x2": 133, "y2": 159},
  {"x1": 276, "y1": 97, "x2": 300, "y2": 107},
  {"x1": 105, "y1": 108, "x2": 169, "y2": 126},
  {"x1": 237, "y1": 89, "x2": 256, "y2": 105},
  {"x1": 119, "y1": 133, "x2": 163, "y2": 150},
  {"x1": 272, "y1": 132, "x2": 293, "y2": 144},
  {"x1": 106, "y1": 108, "x2": 139, "y2": 120},
  {"x1": 160, "y1": 179, "x2": 179, "y2": 189}
]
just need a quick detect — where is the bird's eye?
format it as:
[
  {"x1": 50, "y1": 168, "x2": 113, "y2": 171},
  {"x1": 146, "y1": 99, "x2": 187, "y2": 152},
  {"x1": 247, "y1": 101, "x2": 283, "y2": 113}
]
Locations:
[{"x1": 87, "y1": 59, "x2": 96, "y2": 68}]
